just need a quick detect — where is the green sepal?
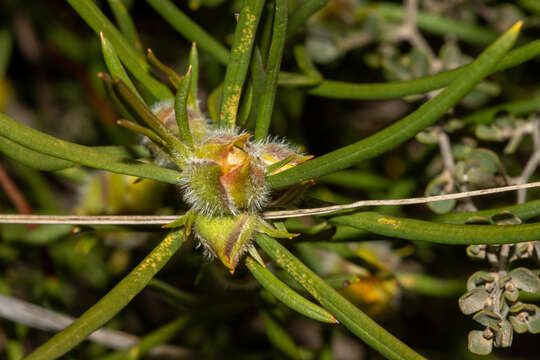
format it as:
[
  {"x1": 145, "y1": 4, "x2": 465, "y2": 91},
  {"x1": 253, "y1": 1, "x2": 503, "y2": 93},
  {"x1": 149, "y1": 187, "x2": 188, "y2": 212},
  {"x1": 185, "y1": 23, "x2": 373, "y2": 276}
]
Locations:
[{"x1": 258, "y1": 219, "x2": 299, "y2": 239}]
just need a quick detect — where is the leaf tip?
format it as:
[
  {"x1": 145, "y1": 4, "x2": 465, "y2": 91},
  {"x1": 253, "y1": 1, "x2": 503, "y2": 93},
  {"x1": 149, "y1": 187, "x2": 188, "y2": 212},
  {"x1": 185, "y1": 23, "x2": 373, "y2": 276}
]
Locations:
[{"x1": 511, "y1": 21, "x2": 523, "y2": 34}]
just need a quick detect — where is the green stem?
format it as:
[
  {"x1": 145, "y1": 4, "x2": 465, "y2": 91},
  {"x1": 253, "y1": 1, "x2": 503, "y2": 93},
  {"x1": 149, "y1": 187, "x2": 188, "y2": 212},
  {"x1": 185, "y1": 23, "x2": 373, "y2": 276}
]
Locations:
[
  {"x1": 255, "y1": 0, "x2": 288, "y2": 140},
  {"x1": 330, "y1": 212, "x2": 540, "y2": 245},
  {"x1": 256, "y1": 234, "x2": 426, "y2": 360},
  {"x1": 0, "y1": 113, "x2": 181, "y2": 184},
  {"x1": 24, "y1": 230, "x2": 184, "y2": 360},
  {"x1": 219, "y1": 0, "x2": 265, "y2": 129},
  {"x1": 266, "y1": 23, "x2": 522, "y2": 189}
]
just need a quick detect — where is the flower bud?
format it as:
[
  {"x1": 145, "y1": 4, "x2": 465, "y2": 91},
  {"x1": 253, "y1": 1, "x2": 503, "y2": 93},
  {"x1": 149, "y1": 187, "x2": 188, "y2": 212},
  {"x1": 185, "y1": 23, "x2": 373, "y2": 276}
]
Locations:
[
  {"x1": 182, "y1": 131, "x2": 267, "y2": 215},
  {"x1": 151, "y1": 99, "x2": 209, "y2": 143},
  {"x1": 257, "y1": 141, "x2": 313, "y2": 175},
  {"x1": 194, "y1": 212, "x2": 258, "y2": 272}
]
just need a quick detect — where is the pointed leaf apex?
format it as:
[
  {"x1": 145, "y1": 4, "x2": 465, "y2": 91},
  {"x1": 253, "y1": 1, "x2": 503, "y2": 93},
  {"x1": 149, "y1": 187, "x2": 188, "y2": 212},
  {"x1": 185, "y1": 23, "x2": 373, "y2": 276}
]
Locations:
[{"x1": 511, "y1": 21, "x2": 523, "y2": 33}]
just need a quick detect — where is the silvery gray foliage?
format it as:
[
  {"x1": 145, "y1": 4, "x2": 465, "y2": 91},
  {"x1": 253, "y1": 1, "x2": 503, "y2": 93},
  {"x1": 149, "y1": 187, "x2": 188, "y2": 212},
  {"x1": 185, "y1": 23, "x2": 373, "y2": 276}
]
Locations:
[{"x1": 461, "y1": 212, "x2": 540, "y2": 355}]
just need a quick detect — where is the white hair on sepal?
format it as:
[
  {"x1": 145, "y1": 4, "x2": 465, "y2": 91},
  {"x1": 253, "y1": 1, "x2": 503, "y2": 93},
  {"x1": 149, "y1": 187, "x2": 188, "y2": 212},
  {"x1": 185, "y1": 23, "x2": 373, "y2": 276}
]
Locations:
[
  {"x1": 150, "y1": 98, "x2": 174, "y2": 113},
  {"x1": 194, "y1": 233, "x2": 217, "y2": 260}
]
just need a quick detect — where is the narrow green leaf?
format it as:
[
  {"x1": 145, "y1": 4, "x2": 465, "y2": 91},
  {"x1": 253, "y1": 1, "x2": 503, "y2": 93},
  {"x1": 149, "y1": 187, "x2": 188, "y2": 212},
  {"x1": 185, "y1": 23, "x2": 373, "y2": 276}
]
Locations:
[
  {"x1": 142, "y1": 0, "x2": 539, "y2": 102},
  {"x1": 189, "y1": 43, "x2": 200, "y2": 111},
  {"x1": 145, "y1": 0, "x2": 229, "y2": 65},
  {"x1": 363, "y1": 2, "x2": 498, "y2": 46},
  {"x1": 258, "y1": 0, "x2": 275, "y2": 61},
  {"x1": 255, "y1": 0, "x2": 288, "y2": 140},
  {"x1": 260, "y1": 310, "x2": 314, "y2": 360},
  {"x1": 265, "y1": 154, "x2": 295, "y2": 175},
  {"x1": 219, "y1": 0, "x2": 265, "y2": 129},
  {"x1": 246, "y1": 47, "x2": 265, "y2": 131},
  {"x1": 435, "y1": 198, "x2": 540, "y2": 224},
  {"x1": 208, "y1": 83, "x2": 223, "y2": 124},
  {"x1": 100, "y1": 32, "x2": 143, "y2": 102},
  {"x1": 99, "y1": 317, "x2": 189, "y2": 360},
  {"x1": 113, "y1": 78, "x2": 189, "y2": 161},
  {"x1": 293, "y1": 45, "x2": 322, "y2": 79},
  {"x1": 0, "y1": 136, "x2": 74, "y2": 171},
  {"x1": 267, "y1": 22, "x2": 522, "y2": 189},
  {"x1": 25, "y1": 230, "x2": 185, "y2": 360},
  {"x1": 305, "y1": 39, "x2": 540, "y2": 99},
  {"x1": 395, "y1": 273, "x2": 465, "y2": 298},
  {"x1": 174, "y1": 67, "x2": 194, "y2": 148},
  {"x1": 323, "y1": 274, "x2": 362, "y2": 290},
  {"x1": 146, "y1": 49, "x2": 184, "y2": 89},
  {"x1": 319, "y1": 171, "x2": 391, "y2": 191},
  {"x1": 99, "y1": 72, "x2": 138, "y2": 123},
  {"x1": 246, "y1": 256, "x2": 337, "y2": 324},
  {"x1": 278, "y1": 72, "x2": 322, "y2": 87},
  {"x1": 0, "y1": 113, "x2": 181, "y2": 184},
  {"x1": 519, "y1": 0, "x2": 540, "y2": 14},
  {"x1": 106, "y1": 0, "x2": 142, "y2": 53},
  {"x1": 147, "y1": 279, "x2": 199, "y2": 306},
  {"x1": 116, "y1": 119, "x2": 166, "y2": 147},
  {"x1": 330, "y1": 211, "x2": 540, "y2": 245},
  {"x1": 462, "y1": 97, "x2": 540, "y2": 125},
  {"x1": 256, "y1": 234, "x2": 426, "y2": 360},
  {"x1": 287, "y1": 0, "x2": 328, "y2": 38},
  {"x1": 67, "y1": 0, "x2": 172, "y2": 100},
  {"x1": 237, "y1": 82, "x2": 254, "y2": 127}
]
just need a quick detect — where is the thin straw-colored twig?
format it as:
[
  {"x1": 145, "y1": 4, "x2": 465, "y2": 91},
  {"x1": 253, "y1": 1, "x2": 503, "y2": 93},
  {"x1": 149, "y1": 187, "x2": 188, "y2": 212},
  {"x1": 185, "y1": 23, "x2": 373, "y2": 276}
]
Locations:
[{"x1": 1, "y1": 181, "x2": 540, "y2": 224}]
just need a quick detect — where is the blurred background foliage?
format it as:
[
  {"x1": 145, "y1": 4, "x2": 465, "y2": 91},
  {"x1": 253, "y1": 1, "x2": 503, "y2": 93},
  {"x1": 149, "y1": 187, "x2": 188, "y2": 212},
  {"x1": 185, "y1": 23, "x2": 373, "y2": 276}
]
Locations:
[{"x1": 1, "y1": 0, "x2": 540, "y2": 359}]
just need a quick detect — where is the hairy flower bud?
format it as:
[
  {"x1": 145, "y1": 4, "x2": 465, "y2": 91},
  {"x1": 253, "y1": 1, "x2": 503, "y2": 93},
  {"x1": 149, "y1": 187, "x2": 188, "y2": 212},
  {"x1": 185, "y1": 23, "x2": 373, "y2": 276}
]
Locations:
[
  {"x1": 257, "y1": 141, "x2": 313, "y2": 175},
  {"x1": 152, "y1": 99, "x2": 209, "y2": 142},
  {"x1": 194, "y1": 212, "x2": 258, "y2": 272},
  {"x1": 181, "y1": 130, "x2": 267, "y2": 215}
]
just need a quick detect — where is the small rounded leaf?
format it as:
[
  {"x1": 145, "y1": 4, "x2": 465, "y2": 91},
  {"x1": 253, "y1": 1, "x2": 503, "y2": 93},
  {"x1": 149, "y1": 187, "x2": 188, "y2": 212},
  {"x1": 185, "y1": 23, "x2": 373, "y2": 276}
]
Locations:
[
  {"x1": 475, "y1": 124, "x2": 504, "y2": 141},
  {"x1": 509, "y1": 267, "x2": 540, "y2": 293},
  {"x1": 415, "y1": 129, "x2": 439, "y2": 145},
  {"x1": 459, "y1": 289, "x2": 490, "y2": 315},
  {"x1": 468, "y1": 330, "x2": 493, "y2": 355},
  {"x1": 498, "y1": 319, "x2": 514, "y2": 348},
  {"x1": 466, "y1": 271, "x2": 494, "y2": 291},
  {"x1": 504, "y1": 287, "x2": 519, "y2": 302},
  {"x1": 473, "y1": 310, "x2": 501, "y2": 328},
  {"x1": 425, "y1": 174, "x2": 456, "y2": 214},
  {"x1": 509, "y1": 314, "x2": 529, "y2": 334}
]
